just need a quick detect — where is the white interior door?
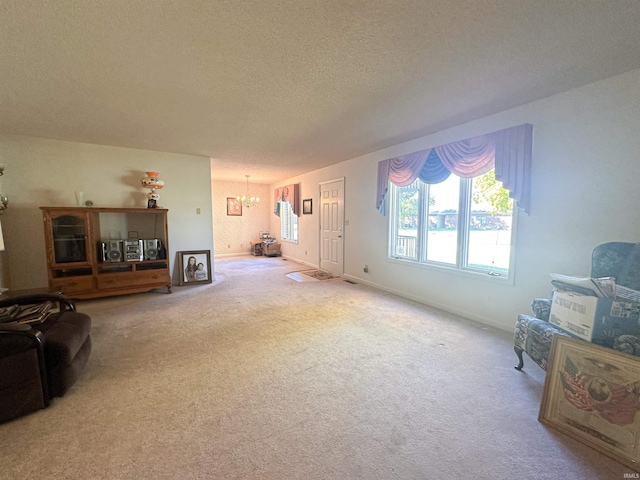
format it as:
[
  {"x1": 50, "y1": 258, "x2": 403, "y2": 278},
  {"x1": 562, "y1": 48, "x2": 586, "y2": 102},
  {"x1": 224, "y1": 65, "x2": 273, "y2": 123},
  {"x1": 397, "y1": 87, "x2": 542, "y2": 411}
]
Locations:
[{"x1": 319, "y1": 179, "x2": 344, "y2": 275}]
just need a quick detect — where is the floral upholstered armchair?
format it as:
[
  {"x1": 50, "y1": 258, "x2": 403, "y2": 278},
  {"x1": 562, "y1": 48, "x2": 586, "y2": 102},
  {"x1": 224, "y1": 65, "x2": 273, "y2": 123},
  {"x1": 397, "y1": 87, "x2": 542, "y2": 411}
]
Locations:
[{"x1": 514, "y1": 242, "x2": 640, "y2": 371}]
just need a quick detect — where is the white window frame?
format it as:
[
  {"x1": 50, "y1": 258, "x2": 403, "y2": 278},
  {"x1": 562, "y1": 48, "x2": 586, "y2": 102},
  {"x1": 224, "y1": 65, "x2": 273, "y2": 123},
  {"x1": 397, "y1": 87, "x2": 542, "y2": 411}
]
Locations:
[
  {"x1": 388, "y1": 176, "x2": 518, "y2": 284},
  {"x1": 280, "y1": 201, "x2": 298, "y2": 243}
]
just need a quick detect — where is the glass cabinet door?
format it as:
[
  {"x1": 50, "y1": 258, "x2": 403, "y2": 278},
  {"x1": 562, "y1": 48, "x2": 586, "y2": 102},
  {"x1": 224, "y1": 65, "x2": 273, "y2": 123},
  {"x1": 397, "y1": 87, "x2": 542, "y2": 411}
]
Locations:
[{"x1": 51, "y1": 214, "x2": 88, "y2": 263}]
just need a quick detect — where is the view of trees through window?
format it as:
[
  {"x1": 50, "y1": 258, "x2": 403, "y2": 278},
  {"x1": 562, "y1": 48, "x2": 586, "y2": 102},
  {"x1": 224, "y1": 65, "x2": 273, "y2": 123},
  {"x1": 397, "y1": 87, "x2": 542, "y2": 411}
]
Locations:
[{"x1": 391, "y1": 169, "x2": 514, "y2": 276}]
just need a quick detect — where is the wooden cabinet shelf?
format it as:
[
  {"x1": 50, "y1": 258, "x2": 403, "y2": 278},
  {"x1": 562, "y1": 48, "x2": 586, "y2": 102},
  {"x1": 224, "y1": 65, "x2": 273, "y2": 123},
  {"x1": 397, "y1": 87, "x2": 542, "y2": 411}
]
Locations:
[{"x1": 41, "y1": 207, "x2": 172, "y2": 299}]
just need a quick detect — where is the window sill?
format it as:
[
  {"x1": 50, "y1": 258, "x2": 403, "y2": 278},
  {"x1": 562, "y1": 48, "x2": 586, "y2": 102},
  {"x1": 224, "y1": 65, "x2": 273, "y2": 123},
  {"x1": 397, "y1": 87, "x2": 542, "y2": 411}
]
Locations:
[{"x1": 387, "y1": 256, "x2": 515, "y2": 286}]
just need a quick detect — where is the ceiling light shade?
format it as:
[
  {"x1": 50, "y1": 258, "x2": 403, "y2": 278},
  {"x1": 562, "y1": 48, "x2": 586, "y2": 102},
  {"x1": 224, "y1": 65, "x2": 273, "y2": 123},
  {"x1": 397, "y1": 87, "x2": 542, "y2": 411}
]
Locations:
[
  {"x1": 237, "y1": 175, "x2": 259, "y2": 208},
  {"x1": 141, "y1": 171, "x2": 164, "y2": 208}
]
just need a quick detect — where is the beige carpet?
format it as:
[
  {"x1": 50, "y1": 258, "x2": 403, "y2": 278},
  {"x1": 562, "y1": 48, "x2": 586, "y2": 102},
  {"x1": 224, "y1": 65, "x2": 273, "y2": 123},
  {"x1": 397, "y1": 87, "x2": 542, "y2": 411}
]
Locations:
[{"x1": 0, "y1": 256, "x2": 632, "y2": 479}]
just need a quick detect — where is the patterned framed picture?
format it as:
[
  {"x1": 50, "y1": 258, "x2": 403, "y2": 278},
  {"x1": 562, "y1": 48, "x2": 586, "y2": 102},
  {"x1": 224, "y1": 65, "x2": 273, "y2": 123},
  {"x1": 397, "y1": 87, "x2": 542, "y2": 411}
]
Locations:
[
  {"x1": 540, "y1": 335, "x2": 640, "y2": 471},
  {"x1": 227, "y1": 197, "x2": 242, "y2": 216}
]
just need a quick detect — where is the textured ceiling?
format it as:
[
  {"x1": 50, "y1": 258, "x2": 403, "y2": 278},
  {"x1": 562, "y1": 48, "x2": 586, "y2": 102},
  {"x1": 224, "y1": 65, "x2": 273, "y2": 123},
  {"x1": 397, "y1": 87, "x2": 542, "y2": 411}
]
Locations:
[{"x1": 1, "y1": 1, "x2": 639, "y2": 184}]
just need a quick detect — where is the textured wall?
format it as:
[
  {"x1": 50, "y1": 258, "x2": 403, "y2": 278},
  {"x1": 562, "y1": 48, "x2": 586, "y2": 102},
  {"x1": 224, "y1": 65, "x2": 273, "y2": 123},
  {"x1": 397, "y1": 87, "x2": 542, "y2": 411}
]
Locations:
[{"x1": 212, "y1": 180, "x2": 271, "y2": 256}]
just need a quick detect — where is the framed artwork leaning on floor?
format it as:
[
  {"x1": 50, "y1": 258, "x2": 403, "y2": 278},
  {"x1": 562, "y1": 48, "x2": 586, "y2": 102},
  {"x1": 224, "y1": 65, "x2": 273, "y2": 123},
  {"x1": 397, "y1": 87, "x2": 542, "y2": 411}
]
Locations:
[
  {"x1": 540, "y1": 335, "x2": 640, "y2": 471},
  {"x1": 178, "y1": 250, "x2": 212, "y2": 286}
]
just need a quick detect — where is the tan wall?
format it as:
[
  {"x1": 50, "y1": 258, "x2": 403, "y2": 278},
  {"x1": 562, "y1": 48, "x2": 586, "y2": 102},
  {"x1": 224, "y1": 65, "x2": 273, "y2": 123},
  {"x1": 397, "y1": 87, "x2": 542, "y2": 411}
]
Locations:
[
  {"x1": 0, "y1": 136, "x2": 213, "y2": 289},
  {"x1": 212, "y1": 180, "x2": 271, "y2": 256}
]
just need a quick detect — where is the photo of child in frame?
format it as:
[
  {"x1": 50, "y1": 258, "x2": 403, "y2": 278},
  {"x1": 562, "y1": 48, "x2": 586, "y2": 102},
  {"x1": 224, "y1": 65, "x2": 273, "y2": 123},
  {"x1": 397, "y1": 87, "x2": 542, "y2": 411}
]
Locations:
[{"x1": 179, "y1": 250, "x2": 212, "y2": 285}]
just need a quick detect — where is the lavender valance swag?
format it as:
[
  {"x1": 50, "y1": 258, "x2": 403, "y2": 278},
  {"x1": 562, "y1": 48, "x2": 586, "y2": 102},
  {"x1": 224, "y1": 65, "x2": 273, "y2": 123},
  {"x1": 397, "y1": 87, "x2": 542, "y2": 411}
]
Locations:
[{"x1": 377, "y1": 124, "x2": 533, "y2": 214}]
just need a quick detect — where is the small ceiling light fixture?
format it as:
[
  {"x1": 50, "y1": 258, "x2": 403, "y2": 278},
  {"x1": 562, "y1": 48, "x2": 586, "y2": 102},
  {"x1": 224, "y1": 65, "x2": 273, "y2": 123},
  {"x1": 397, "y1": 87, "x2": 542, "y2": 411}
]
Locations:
[{"x1": 237, "y1": 175, "x2": 259, "y2": 208}]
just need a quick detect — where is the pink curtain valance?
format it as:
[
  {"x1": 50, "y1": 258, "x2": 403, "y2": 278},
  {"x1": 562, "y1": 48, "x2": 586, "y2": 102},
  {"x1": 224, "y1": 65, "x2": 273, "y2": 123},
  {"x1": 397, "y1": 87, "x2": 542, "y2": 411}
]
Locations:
[
  {"x1": 274, "y1": 183, "x2": 300, "y2": 216},
  {"x1": 377, "y1": 124, "x2": 533, "y2": 214}
]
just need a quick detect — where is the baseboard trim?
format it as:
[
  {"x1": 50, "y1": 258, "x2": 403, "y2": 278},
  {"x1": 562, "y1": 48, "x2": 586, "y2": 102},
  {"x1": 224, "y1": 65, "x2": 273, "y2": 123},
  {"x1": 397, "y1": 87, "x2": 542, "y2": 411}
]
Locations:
[
  {"x1": 282, "y1": 256, "x2": 317, "y2": 269},
  {"x1": 341, "y1": 274, "x2": 510, "y2": 333},
  {"x1": 214, "y1": 252, "x2": 251, "y2": 258}
]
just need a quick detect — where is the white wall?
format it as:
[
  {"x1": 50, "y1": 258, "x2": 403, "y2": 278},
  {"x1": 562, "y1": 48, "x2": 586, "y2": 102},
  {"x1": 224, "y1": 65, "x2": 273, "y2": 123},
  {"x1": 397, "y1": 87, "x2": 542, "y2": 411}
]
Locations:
[
  {"x1": 271, "y1": 69, "x2": 640, "y2": 332},
  {"x1": 0, "y1": 135, "x2": 213, "y2": 289}
]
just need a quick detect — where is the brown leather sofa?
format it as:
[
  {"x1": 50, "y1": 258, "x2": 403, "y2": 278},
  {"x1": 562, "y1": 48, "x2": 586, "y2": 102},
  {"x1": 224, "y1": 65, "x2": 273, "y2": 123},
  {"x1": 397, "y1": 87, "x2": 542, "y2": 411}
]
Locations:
[
  {"x1": 0, "y1": 322, "x2": 48, "y2": 423},
  {"x1": 0, "y1": 293, "x2": 91, "y2": 423}
]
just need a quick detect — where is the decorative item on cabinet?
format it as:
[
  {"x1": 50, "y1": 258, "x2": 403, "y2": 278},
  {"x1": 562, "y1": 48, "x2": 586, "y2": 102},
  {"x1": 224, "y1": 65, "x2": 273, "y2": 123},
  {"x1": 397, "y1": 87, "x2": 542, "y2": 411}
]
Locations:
[{"x1": 141, "y1": 172, "x2": 165, "y2": 208}]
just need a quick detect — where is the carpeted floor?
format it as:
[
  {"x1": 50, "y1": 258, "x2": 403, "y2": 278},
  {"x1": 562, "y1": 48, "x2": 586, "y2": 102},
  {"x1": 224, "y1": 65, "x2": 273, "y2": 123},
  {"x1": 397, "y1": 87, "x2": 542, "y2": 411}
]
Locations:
[{"x1": 0, "y1": 256, "x2": 633, "y2": 479}]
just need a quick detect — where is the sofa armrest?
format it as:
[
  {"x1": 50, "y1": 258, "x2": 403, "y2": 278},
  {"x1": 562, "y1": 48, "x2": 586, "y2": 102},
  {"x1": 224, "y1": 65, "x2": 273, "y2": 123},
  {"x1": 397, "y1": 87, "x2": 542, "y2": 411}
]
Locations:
[
  {"x1": 0, "y1": 324, "x2": 49, "y2": 409},
  {"x1": 0, "y1": 323, "x2": 33, "y2": 332},
  {"x1": 0, "y1": 293, "x2": 76, "y2": 312},
  {"x1": 531, "y1": 298, "x2": 551, "y2": 321}
]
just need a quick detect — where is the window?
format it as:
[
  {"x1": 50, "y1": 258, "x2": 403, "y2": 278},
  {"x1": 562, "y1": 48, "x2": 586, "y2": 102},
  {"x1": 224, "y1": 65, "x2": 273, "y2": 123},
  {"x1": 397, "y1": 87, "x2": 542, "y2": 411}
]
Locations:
[
  {"x1": 280, "y1": 201, "x2": 298, "y2": 243},
  {"x1": 389, "y1": 169, "x2": 515, "y2": 278}
]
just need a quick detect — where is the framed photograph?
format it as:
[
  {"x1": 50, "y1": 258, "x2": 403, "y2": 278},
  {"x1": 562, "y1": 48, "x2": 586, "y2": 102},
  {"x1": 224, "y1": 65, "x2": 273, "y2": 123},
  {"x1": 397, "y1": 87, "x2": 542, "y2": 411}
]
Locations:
[
  {"x1": 147, "y1": 198, "x2": 157, "y2": 209},
  {"x1": 226, "y1": 197, "x2": 242, "y2": 216},
  {"x1": 178, "y1": 250, "x2": 212, "y2": 286},
  {"x1": 540, "y1": 335, "x2": 640, "y2": 471},
  {"x1": 302, "y1": 198, "x2": 312, "y2": 215}
]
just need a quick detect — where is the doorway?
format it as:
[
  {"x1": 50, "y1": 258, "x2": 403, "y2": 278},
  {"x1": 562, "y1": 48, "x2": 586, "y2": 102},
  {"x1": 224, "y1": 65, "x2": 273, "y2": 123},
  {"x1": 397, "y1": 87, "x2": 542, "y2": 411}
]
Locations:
[{"x1": 319, "y1": 178, "x2": 344, "y2": 276}]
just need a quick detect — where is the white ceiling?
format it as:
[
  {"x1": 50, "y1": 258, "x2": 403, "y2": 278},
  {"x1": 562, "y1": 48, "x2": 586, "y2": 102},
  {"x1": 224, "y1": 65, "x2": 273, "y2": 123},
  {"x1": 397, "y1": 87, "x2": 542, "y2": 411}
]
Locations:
[{"x1": 1, "y1": 1, "x2": 639, "y2": 184}]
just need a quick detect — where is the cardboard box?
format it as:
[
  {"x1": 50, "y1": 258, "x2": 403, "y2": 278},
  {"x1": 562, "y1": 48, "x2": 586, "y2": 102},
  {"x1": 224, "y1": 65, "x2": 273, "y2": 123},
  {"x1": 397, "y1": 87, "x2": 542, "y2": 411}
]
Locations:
[{"x1": 549, "y1": 290, "x2": 640, "y2": 346}]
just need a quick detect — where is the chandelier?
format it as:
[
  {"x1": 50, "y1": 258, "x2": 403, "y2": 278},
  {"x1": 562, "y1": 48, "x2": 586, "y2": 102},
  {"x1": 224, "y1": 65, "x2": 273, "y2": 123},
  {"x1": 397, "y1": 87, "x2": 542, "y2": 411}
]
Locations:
[{"x1": 237, "y1": 175, "x2": 259, "y2": 208}]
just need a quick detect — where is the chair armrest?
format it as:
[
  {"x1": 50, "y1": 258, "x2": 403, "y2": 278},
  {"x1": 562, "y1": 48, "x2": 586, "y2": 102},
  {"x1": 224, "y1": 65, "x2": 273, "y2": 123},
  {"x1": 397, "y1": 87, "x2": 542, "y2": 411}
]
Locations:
[
  {"x1": 0, "y1": 324, "x2": 49, "y2": 405},
  {"x1": 0, "y1": 293, "x2": 76, "y2": 312},
  {"x1": 0, "y1": 322, "x2": 33, "y2": 332},
  {"x1": 0, "y1": 323, "x2": 45, "y2": 341},
  {"x1": 531, "y1": 298, "x2": 552, "y2": 321}
]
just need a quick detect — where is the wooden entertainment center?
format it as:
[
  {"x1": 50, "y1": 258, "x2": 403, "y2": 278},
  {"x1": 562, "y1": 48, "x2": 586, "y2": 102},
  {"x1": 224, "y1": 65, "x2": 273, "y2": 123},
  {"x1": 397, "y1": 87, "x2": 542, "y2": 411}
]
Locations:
[{"x1": 40, "y1": 207, "x2": 171, "y2": 299}]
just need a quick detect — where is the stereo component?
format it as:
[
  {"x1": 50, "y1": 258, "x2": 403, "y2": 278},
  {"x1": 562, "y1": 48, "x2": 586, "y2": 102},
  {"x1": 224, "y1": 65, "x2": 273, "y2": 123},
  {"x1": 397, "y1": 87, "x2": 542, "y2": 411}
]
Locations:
[
  {"x1": 142, "y1": 239, "x2": 160, "y2": 260},
  {"x1": 101, "y1": 241, "x2": 123, "y2": 263},
  {"x1": 123, "y1": 239, "x2": 143, "y2": 261}
]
